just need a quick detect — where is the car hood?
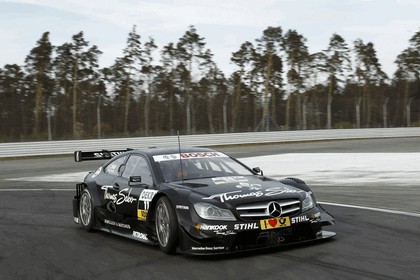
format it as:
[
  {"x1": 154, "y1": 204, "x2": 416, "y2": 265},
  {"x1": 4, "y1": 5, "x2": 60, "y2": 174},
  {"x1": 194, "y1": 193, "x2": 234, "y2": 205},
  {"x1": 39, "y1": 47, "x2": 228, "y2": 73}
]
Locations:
[{"x1": 170, "y1": 175, "x2": 306, "y2": 207}]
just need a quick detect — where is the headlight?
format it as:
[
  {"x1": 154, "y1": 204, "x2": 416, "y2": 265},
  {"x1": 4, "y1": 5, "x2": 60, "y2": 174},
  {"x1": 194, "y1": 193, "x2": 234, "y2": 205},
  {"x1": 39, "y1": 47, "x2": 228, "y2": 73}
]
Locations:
[
  {"x1": 194, "y1": 202, "x2": 236, "y2": 221},
  {"x1": 302, "y1": 192, "x2": 314, "y2": 212}
]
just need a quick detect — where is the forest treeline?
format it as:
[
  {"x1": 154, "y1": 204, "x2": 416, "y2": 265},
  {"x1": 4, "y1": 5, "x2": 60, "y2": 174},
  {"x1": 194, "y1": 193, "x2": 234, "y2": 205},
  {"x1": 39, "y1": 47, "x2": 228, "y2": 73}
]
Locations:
[{"x1": 0, "y1": 25, "x2": 419, "y2": 142}]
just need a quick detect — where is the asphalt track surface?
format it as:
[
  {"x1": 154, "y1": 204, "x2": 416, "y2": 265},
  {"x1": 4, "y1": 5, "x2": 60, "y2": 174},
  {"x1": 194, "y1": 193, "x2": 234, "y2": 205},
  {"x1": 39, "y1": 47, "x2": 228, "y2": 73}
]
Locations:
[{"x1": 1, "y1": 137, "x2": 419, "y2": 280}]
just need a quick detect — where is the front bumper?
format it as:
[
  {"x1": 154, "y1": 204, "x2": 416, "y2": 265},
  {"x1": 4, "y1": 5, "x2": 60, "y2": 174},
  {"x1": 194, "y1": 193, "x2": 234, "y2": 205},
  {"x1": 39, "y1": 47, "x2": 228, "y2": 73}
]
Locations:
[{"x1": 177, "y1": 206, "x2": 335, "y2": 255}]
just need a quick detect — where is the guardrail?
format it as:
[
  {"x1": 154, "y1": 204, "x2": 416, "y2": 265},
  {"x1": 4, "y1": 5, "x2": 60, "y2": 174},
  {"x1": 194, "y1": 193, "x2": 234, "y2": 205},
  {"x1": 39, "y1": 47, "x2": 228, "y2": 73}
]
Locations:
[{"x1": 1, "y1": 127, "x2": 420, "y2": 158}]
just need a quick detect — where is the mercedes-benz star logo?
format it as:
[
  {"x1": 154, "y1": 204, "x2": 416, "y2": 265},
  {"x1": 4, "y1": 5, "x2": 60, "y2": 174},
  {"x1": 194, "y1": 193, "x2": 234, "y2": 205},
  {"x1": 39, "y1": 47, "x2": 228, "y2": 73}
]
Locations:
[{"x1": 268, "y1": 202, "x2": 282, "y2": 218}]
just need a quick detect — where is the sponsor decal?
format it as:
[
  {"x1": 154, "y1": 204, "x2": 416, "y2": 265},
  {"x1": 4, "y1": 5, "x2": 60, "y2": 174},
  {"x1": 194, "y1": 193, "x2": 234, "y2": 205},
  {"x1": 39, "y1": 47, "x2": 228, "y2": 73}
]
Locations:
[
  {"x1": 181, "y1": 152, "x2": 227, "y2": 159},
  {"x1": 191, "y1": 246, "x2": 225, "y2": 251},
  {"x1": 196, "y1": 224, "x2": 233, "y2": 235},
  {"x1": 212, "y1": 176, "x2": 249, "y2": 185},
  {"x1": 139, "y1": 189, "x2": 158, "y2": 201},
  {"x1": 234, "y1": 223, "x2": 259, "y2": 231},
  {"x1": 202, "y1": 186, "x2": 301, "y2": 203},
  {"x1": 104, "y1": 219, "x2": 131, "y2": 229},
  {"x1": 101, "y1": 186, "x2": 137, "y2": 205},
  {"x1": 137, "y1": 209, "x2": 148, "y2": 221},
  {"x1": 132, "y1": 231, "x2": 148, "y2": 241},
  {"x1": 153, "y1": 152, "x2": 228, "y2": 162},
  {"x1": 176, "y1": 205, "x2": 189, "y2": 210},
  {"x1": 196, "y1": 224, "x2": 228, "y2": 231},
  {"x1": 203, "y1": 190, "x2": 263, "y2": 203},
  {"x1": 291, "y1": 215, "x2": 310, "y2": 224},
  {"x1": 139, "y1": 189, "x2": 158, "y2": 211},
  {"x1": 260, "y1": 217, "x2": 291, "y2": 230}
]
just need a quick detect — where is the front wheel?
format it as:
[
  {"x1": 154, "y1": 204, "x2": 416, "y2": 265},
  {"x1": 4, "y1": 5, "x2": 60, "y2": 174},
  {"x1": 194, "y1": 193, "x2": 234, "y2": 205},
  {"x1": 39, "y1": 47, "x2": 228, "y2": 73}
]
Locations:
[
  {"x1": 155, "y1": 196, "x2": 179, "y2": 254},
  {"x1": 79, "y1": 188, "x2": 95, "y2": 231}
]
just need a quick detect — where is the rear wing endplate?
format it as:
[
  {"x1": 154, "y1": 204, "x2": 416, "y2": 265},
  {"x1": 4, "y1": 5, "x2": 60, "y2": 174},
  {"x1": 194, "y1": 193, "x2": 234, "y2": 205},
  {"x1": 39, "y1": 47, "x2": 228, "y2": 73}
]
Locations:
[{"x1": 74, "y1": 149, "x2": 131, "y2": 162}]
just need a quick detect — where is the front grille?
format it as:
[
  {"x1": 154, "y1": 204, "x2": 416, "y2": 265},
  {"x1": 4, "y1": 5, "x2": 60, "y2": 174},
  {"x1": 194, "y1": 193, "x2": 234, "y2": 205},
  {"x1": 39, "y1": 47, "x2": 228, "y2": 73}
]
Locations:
[{"x1": 236, "y1": 199, "x2": 301, "y2": 220}]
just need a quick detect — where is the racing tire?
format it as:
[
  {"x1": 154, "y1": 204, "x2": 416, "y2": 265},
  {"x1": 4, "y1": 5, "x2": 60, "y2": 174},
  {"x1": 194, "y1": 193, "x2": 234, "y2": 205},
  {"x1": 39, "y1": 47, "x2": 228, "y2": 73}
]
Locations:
[
  {"x1": 79, "y1": 188, "x2": 95, "y2": 232},
  {"x1": 155, "y1": 196, "x2": 179, "y2": 254}
]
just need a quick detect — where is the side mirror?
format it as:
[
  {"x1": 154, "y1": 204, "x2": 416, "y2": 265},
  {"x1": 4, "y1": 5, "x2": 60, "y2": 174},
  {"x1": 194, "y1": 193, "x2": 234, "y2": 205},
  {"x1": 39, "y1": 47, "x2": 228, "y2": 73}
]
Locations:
[
  {"x1": 252, "y1": 167, "x2": 263, "y2": 176},
  {"x1": 129, "y1": 176, "x2": 143, "y2": 186}
]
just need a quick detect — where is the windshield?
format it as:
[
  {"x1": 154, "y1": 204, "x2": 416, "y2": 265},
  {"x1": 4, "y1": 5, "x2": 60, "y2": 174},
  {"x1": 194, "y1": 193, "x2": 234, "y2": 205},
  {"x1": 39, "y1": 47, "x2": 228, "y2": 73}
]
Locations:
[{"x1": 153, "y1": 152, "x2": 253, "y2": 182}]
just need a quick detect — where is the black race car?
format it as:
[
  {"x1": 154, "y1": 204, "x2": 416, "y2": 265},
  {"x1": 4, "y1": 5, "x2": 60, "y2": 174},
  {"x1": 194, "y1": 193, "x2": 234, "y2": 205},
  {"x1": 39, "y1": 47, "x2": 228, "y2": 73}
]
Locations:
[{"x1": 72, "y1": 146, "x2": 335, "y2": 255}]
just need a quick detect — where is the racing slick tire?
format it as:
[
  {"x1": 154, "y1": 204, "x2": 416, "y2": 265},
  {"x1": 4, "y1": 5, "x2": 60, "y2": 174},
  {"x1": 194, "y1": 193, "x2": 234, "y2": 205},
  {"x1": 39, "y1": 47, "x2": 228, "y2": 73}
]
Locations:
[
  {"x1": 155, "y1": 196, "x2": 179, "y2": 254},
  {"x1": 79, "y1": 188, "x2": 95, "y2": 232}
]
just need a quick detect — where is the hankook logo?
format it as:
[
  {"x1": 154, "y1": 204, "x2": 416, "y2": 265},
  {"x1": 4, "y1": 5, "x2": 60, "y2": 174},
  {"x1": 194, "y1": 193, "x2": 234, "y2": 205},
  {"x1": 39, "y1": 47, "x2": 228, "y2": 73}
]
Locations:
[{"x1": 268, "y1": 202, "x2": 282, "y2": 218}]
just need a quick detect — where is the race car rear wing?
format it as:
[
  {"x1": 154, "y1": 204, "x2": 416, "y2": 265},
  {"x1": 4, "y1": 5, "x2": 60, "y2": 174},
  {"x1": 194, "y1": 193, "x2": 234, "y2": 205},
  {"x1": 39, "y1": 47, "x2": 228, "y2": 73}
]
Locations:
[{"x1": 74, "y1": 149, "x2": 132, "y2": 162}]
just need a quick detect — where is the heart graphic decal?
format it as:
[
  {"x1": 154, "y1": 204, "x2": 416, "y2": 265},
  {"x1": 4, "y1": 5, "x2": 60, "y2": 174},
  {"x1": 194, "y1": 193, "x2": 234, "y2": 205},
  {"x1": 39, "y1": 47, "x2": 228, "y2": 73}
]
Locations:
[{"x1": 268, "y1": 219, "x2": 278, "y2": 227}]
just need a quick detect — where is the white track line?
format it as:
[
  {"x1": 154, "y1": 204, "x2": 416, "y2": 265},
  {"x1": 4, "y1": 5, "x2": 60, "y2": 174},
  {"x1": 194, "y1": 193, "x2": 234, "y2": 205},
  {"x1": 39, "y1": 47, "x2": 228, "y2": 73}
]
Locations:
[{"x1": 319, "y1": 201, "x2": 420, "y2": 218}]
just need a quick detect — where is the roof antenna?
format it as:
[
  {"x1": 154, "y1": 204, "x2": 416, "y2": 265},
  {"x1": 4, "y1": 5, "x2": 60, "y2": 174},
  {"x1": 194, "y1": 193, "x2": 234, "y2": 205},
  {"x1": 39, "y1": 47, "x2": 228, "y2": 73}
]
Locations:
[{"x1": 177, "y1": 131, "x2": 184, "y2": 183}]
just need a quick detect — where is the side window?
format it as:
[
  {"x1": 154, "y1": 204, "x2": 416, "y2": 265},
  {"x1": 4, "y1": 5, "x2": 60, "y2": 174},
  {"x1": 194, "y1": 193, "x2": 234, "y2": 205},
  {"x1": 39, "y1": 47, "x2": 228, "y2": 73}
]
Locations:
[
  {"x1": 122, "y1": 155, "x2": 153, "y2": 186},
  {"x1": 104, "y1": 156, "x2": 127, "y2": 176}
]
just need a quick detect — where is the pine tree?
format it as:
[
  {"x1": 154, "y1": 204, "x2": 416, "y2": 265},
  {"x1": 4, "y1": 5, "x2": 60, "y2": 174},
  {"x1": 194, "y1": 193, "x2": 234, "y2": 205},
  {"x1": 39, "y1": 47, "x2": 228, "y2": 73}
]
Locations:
[
  {"x1": 394, "y1": 29, "x2": 420, "y2": 127},
  {"x1": 24, "y1": 32, "x2": 53, "y2": 136},
  {"x1": 323, "y1": 33, "x2": 352, "y2": 129},
  {"x1": 282, "y1": 29, "x2": 309, "y2": 129},
  {"x1": 176, "y1": 25, "x2": 206, "y2": 134},
  {"x1": 255, "y1": 27, "x2": 283, "y2": 131}
]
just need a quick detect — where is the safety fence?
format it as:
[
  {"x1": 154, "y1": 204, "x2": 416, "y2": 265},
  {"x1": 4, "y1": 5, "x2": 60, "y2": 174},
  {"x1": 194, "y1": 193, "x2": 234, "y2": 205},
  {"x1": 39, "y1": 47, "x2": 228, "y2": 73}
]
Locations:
[{"x1": 1, "y1": 127, "x2": 419, "y2": 158}]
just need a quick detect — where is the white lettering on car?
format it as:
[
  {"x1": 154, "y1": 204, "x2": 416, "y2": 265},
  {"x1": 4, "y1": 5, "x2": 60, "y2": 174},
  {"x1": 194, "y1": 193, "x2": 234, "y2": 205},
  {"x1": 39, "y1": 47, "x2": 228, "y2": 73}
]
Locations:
[
  {"x1": 132, "y1": 231, "x2": 148, "y2": 241},
  {"x1": 202, "y1": 190, "x2": 264, "y2": 203},
  {"x1": 234, "y1": 223, "x2": 259, "y2": 230},
  {"x1": 139, "y1": 189, "x2": 158, "y2": 210},
  {"x1": 101, "y1": 186, "x2": 137, "y2": 205},
  {"x1": 291, "y1": 216, "x2": 310, "y2": 224},
  {"x1": 104, "y1": 219, "x2": 131, "y2": 229},
  {"x1": 202, "y1": 186, "x2": 302, "y2": 203}
]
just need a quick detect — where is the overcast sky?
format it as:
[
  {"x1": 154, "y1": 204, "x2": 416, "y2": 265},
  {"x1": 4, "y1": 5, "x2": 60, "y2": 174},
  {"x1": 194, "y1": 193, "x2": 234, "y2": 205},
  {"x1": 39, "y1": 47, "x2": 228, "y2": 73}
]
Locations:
[{"x1": 1, "y1": 0, "x2": 419, "y2": 78}]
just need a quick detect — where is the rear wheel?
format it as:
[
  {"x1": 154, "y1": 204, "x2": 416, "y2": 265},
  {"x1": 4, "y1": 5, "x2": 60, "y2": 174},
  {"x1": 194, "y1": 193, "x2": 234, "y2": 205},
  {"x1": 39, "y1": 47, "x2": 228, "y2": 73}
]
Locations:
[
  {"x1": 79, "y1": 188, "x2": 94, "y2": 231},
  {"x1": 155, "y1": 196, "x2": 178, "y2": 254}
]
